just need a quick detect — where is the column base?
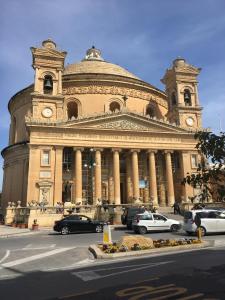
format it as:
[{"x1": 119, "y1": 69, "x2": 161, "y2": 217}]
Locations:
[
  {"x1": 75, "y1": 198, "x2": 82, "y2": 205},
  {"x1": 168, "y1": 197, "x2": 175, "y2": 206},
  {"x1": 114, "y1": 197, "x2": 121, "y2": 205}
]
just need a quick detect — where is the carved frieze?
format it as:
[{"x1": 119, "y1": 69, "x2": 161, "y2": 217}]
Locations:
[
  {"x1": 63, "y1": 85, "x2": 168, "y2": 109},
  {"x1": 96, "y1": 120, "x2": 155, "y2": 131}
]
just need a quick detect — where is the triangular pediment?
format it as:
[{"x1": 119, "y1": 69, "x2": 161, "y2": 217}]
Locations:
[
  {"x1": 60, "y1": 111, "x2": 188, "y2": 133},
  {"x1": 32, "y1": 47, "x2": 66, "y2": 59}
]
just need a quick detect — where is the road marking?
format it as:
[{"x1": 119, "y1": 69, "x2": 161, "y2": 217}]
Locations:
[
  {"x1": 74, "y1": 261, "x2": 173, "y2": 281},
  {"x1": 24, "y1": 244, "x2": 32, "y2": 249},
  {"x1": 76, "y1": 270, "x2": 101, "y2": 281},
  {"x1": 21, "y1": 244, "x2": 56, "y2": 250},
  {"x1": 44, "y1": 258, "x2": 94, "y2": 272},
  {"x1": 0, "y1": 250, "x2": 10, "y2": 264},
  {"x1": 0, "y1": 247, "x2": 73, "y2": 269}
]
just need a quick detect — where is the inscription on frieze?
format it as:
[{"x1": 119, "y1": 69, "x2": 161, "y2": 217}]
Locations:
[{"x1": 62, "y1": 132, "x2": 181, "y2": 142}]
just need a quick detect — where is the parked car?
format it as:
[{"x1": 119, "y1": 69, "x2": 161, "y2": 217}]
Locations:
[
  {"x1": 53, "y1": 214, "x2": 105, "y2": 235},
  {"x1": 132, "y1": 213, "x2": 181, "y2": 234},
  {"x1": 183, "y1": 209, "x2": 225, "y2": 236},
  {"x1": 121, "y1": 207, "x2": 145, "y2": 229}
]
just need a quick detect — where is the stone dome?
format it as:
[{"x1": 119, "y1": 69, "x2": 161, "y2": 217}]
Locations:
[{"x1": 63, "y1": 46, "x2": 140, "y2": 80}]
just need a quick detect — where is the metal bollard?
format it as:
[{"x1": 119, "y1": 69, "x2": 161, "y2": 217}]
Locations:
[
  {"x1": 197, "y1": 227, "x2": 202, "y2": 241},
  {"x1": 103, "y1": 223, "x2": 112, "y2": 244}
]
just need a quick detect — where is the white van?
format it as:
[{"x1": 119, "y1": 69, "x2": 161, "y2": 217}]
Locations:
[{"x1": 183, "y1": 209, "x2": 225, "y2": 236}]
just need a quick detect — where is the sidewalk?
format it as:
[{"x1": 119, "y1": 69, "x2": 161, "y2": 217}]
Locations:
[{"x1": 0, "y1": 225, "x2": 51, "y2": 238}]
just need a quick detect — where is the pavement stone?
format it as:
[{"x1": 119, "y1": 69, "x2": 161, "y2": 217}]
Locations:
[{"x1": 0, "y1": 225, "x2": 51, "y2": 238}]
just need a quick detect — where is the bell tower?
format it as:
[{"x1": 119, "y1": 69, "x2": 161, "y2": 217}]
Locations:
[
  {"x1": 30, "y1": 39, "x2": 67, "y2": 121},
  {"x1": 161, "y1": 58, "x2": 202, "y2": 130}
]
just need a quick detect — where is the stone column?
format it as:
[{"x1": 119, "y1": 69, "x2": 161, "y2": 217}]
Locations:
[
  {"x1": 180, "y1": 151, "x2": 194, "y2": 202},
  {"x1": 94, "y1": 149, "x2": 102, "y2": 205},
  {"x1": 27, "y1": 145, "x2": 39, "y2": 203},
  {"x1": 126, "y1": 153, "x2": 133, "y2": 202},
  {"x1": 58, "y1": 70, "x2": 62, "y2": 94},
  {"x1": 148, "y1": 150, "x2": 158, "y2": 207},
  {"x1": 34, "y1": 67, "x2": 39, "y2": 93},
  {"x1": 74, "y1": 148, "x2": 83, "y2": 204},
  {"x1": 194, "y1": 83, "x2": 199, "y2": 106},
  {"x1": 108, "y1": 152, "x2": 114, "y2": 203},
  {"x1": 131, "y1": 149, "x2": 140, "y2": 201},
  {"x1": 112, "y1": 149, "x2": 121, "y2": 205},
  {"x1": 165, "y1": 150, "x2": 175, "y2": 206},
  {"x1": 54, "y1": 146, "x2": 63, "y2": 206}
]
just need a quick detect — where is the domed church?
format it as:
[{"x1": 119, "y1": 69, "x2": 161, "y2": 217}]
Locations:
[{"x1": 1, "y1": 39, "x2": 203, "y2": 210}]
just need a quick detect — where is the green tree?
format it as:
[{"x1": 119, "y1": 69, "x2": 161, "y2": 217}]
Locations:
[{"x1": 182, "y1": 131, "x2": 225, "y2": 202}]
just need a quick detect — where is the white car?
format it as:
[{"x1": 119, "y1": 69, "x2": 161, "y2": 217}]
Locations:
[
  {"x1": 183, "y1": 209, "x2": 225, "y2": 236},
  {"x1": 132, "y1": 213, "x2": 181, "y2": 234}
]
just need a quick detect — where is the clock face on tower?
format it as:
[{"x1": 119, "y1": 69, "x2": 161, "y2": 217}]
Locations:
[
  {"x1": 186, "y1": 117, "x2": 194, "y2": 127},
  {"x1": 42, "y1": 107, "x2": 53, "y2": 118}
]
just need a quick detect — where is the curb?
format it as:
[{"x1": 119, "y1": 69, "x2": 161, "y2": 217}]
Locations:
[{"x1": 89, "y1": 240, "x2": 212, "y2": 259}]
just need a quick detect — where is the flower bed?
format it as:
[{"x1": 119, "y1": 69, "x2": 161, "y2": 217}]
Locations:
[{"x1": 98, "y1": 238, "x2": 201, "y2": 254}]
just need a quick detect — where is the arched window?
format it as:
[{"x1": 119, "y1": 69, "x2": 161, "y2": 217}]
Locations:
[
  {"x1": 171, "y1": 92, "x2": 177, "y2": 106},
  {"x1": 146, "y1": 105, "x2": 155, "y2": 118},
  {"x1": 43, "y1": 75, "x2": 53, "y2": 94},
  {"x1": 67, "y1": 102, "x2": 78, "y2": 120},
  {"x1": 184, "y1": 89, "x2": 192, "y2": 106},
  {"x1": 109, "y1": 101, "x2": 120, "y2": 112}
]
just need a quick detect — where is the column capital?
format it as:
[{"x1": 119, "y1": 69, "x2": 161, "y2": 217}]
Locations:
[
  {"x1": 111, "y1": 148, "x2": 122, "y2": 153},
  {"x1": 73, "y1": 147, "x2": 84, "y2": 152},
  {"x1": 164, "y1": 150, "x2": 174, "y2": 154},
  {"x1": 54, "y1": 145, "x2": 64, "y2": 150},
  {"x1": 130, "y1": 149, "x2": 140, "y2": 153},
  {"x1": 147, "y1": 149, "x2": 157, "y2": 154},
  {"x1": 92, "y1": 148, "x2": 104, "y2": 152}
]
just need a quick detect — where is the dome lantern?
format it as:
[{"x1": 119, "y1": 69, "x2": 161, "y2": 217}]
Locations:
[{"x1": 83, "y1": 46, "x2": 104, "y2": 61}]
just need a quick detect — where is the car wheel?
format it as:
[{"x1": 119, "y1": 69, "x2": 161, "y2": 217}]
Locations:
[
  {"x1": 170, "y1": 224, "x2": 179, "y2": 232},
  {"x1": 197, "y1": 226, "x2": 206, "y2": 237},
  {"x1": 61, "y1": 226, "x2": 69, "y2": 235},
  {"x1": 138, "y1": 226, "x2": 147, "y2": 235},
  {"x1": 95, "y1": 225, "x2": 103, "y2": 233}
]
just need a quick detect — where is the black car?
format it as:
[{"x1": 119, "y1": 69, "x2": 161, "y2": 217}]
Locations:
[
  {"x1": 121, "y1": 207, "x2": 145, "y2": 229},
  {"x1": 53, "y1": 214, "x2": 105, "y2": 235}
]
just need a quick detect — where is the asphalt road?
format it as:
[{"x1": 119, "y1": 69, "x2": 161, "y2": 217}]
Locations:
[{"x1": 0, "y1": 229, "x2": 225, "y2": 299}]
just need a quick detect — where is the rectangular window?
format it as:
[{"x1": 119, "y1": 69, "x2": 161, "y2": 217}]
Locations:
[
  {"x1": 41, "y1": 150, "x2": 50, "y2": 166},
  {"x1": 191, "y1": 154, "x2": 198, "y2": 168}
]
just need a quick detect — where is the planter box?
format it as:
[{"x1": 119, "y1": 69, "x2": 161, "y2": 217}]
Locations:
[
  {"x1": 19, "y1": 224, "x2": 27, "y2": 229},
  {"x1": 32, "y1": 224, "x2": 39, "y2": 230},
  {"x1": 89, "y1": 240, "x2": 211, "y2": 259}
]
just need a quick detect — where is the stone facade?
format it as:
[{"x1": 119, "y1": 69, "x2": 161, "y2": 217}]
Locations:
[{"x1": 1, "y1": 40, "x2": 204, "y2": 210}]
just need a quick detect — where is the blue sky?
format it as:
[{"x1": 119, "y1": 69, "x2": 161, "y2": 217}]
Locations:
[{"x1": 1, "y1": 0, "x2": 225, "y2": 190}]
